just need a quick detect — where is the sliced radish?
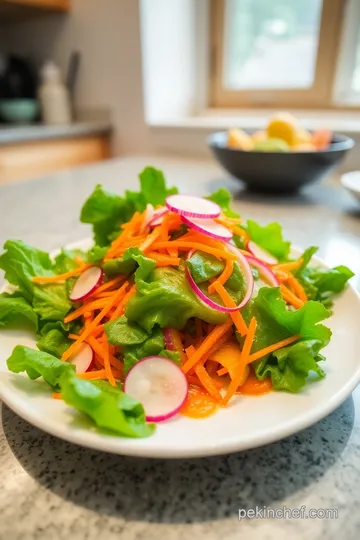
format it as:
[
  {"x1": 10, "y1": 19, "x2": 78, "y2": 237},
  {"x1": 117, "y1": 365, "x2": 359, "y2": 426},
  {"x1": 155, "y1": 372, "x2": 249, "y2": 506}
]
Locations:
[
  {"x1": 247, "y1": 241, "x2": 278, "y2": 265},
  {"x1": 139, "y1": 203, "x2": 154, "y2": 233},
  {"x1": 69, "y1": 343, "x2": 94, "y2": 373},
  {"x1": 185, "y1": 245, "x2": 254, "y2": 313},
  {"x1": 149, "y1": 207, "x2": 169, "y2": 227},
  {"x1": 166, "y1": 194, "x2": 221, "y2": 218},
  {"x1": 69, "y1": 266, "x2": 103, "y2": 302},
  {"x1": 245, "y1": 255, "x2": 279, "y2": 287},
  {"x1": 162, "y1": 328, "x2": 176, "y2": 351},
  {"x1": 124, "y1": 356, "x2": 188, "y2": 422},
  {"x1": 181, "y1": 215, "x2": 233, "y2": 242}
]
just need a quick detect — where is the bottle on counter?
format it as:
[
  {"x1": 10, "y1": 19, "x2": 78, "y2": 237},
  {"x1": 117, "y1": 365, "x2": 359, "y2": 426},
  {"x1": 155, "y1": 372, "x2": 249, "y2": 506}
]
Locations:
[{"x1": 38, "y1": 61, "x2": 71, "y2": 125}]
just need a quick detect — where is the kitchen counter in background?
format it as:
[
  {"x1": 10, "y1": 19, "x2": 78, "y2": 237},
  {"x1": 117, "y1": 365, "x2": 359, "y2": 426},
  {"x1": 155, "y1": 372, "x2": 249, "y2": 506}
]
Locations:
[
  {"x1": 0, "y1": 155, "x2": 360, "y2": 540},
  {"x1": 0, "y1": 120, "x2": 112, "y2": 183},
  {"x1": 0, "y1": 120, "x2": 112, "y2": 145}
]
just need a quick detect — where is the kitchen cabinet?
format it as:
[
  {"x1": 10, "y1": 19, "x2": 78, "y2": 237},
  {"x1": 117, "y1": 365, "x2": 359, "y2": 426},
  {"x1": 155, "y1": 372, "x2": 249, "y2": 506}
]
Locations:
[
  {"x1": 1, "y1": 0, "x2": 69, "y2": 10},
  {"x1": 0, "y1": 134, "x2": 110, "y2": 183},
  {"x1": 0, "y1": 0, "x2": 69, "y2": 20}
]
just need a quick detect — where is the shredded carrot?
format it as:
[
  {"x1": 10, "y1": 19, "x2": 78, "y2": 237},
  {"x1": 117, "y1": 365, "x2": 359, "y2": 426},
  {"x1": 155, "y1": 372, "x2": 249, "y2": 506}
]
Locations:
[
  {"x1": 87, "y1": 335, "x2": 124, "y2": 371},
  {"x1": 64, "y1": 298, "x2": 110, "y2": 323},
  {"x1": 74, "y1": 256, "x2": 85, "y2": 266},
  {"x1": 274, "y1": 259, "x2": 303, "y2": 272},
  {"x1": 208, "y1": 259, "x2": 234, "y2": 294},
  {"x1": 212, "y1": 281, "x2": 248, "y2": 336},
  {"x1": 286, "y1": 274, "x2": 307, "y2": 302},
  {"x1": 68, "y1": 333, "x2": 80, "y2": 340},
  {"x1": 62, "y1": 282, "x2": 129, "y2": 361},
  {"x1": 185, "y1": 344, "x2": 196, "y2": 357},
  {"x1": 178, "y1": 232, "x2": 227, "y2": 251},
  {"x1": 110, "y1": 284, "x2": 136, "y2": 320},
  {"x1": 217, "y1": 334, "x2": 300, "y2": 376},
  {"x1": 247, "y1": 334, "x2": 300, "y2": 363},
  {"x1": 168, "y1": 329, "x2": 187, "y2": 364},
  {"x1": 223, "y1": 317, "x2": 257, "y2": 405},
  {"x1": 280, "y1": 285, "x2": 304, "y2": 309},
  {"x1": 103, "y1": 339, "x2": 116, "y2": 386},
  {"x1": 91, "y1": 276, "x2": 125, "y2": 295},
  {"x1": 206, "y1": 359, "x2": 219, "y2": 377},
  {"x1": 194, "y1": 364, "x2": 223, "y2": 403},
  {"x1": 147, "y1": 252, "x2": 180, "y2": 266},
  {"x1": 273, "y1": 269, "x2": 289, "y2": 281},
  {"x1": 216, "y1": 220, "x2": 249, "y2": 243},
  {"x1": 33, "y1": 264, "x2": 91, "y2": 283},
  {"x1": 52, "y1": 392, "x2": 62, "y2": 400},
  {"x1": 151, "y1": 241, "x2": 237, "y2": 261},
  {"x1": 92, "y1": 291, "x2": 118, "y2": 298},
  {"x1": 139, "y1": 227, "x2": 161, "y2": 252},
  {"x1": 167, "y1": 247, "x2": 179, "y2": 258},
  {"x1": 105, "y1": 211, "x2": 143, "y2": 258},
  {"x1": 182, "y1": 318, "x2": 233, "y2": 373}
]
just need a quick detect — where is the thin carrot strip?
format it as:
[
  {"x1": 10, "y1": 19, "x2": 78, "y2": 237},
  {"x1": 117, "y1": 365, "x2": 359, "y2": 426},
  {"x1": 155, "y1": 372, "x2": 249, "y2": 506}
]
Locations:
[
  {"x1": 110, "y1": 284, "x2": 136, "y2": 320},
  {"x1": 64, "y1": 298, "x2": 110, "y2": 323},
  {"x1": 87, "y1": 336, "x2": 124, "y2": 371},
  {"x1": 280, "y1": 285, "x2": 304, "y2": 309},
  {"x1": 91, "y1": 276, "x2": 125, "y2": 295},
  {"x1": 216, "y1": 220, "x2": 249, "y2": 243},
  {"x1": 274, "y1": 269, "x2": 289, "y2": 281},
  {"x1": 182, "y1": 318, "x2": 233, "y2": 374},
  {"x1": 147, "y1": 252, "x2": 180, "y2": 266},
  {"x1": 208, "y1": 259, "x2": 234, "y2": 294},
  {"x1": 247, "y1": 334, "x2": 300, "y2": 363},
  {"x1": 194, "y1": 364, "x2": 223, "y2": 403},
  {"x1": 223, "y1": 317, "x2": 257, "y2": 405},
  {"x1": 62, "y1": 282, "x2": 129, "y2": 361},
  {"x1": 139, "y1": 227, "x2": 161, "y2": 252},
  {"x1": 286, "y1": 274, "x2": 308, "y2": 302},
  {"x1": 74, "y1": 256, "x2": 85, "y2": 266},
  {"x1": 68, "y1": 333, "x2": 80, "y2": 340},
  {"x1": 217, "y1": 334, "x2": 300, "y2": 375},
  {"x1": 168, "y1": 247, "x2": 178, "y2": 258},
  {"x1": 151, "y1": 241, "x2": 237, "y2": 261},
  {"x1": 274, "y1": 259, "x2": 303, "y2": 272},
  {"x1": 52, "y1": 392, "x2": 62, "y2": 400},
  {"x1": 33, "y1": 264, "x2": 91, "y2": 283},
  {"x1": 104, "y1": 340, "x2": 116, "y2": 386},
  {"x1": 212, "y1": 281, "x2": 248, "y2": 336},
  {"x1": 179, "y1": 232, "x2": 227, "y2": 251},
  {"x1": 169, "y1": 329, "x2": 187, "y2": 364},
  {"x1": 92, "y1": 291, "x2": 118, "y2": 298}
]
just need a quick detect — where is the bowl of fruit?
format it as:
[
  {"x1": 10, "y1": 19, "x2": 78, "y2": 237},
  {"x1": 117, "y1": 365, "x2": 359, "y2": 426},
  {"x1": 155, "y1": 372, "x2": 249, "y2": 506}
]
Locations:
[{"x1": 208, "y1": 113, "x2": 354, "y2": 193}]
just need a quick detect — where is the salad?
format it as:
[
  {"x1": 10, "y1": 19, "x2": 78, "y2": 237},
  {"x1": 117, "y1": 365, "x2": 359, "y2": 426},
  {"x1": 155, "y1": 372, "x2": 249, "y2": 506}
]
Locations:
[{"x1": 0, "y1": 166, "x2": 354, "y2": 438}]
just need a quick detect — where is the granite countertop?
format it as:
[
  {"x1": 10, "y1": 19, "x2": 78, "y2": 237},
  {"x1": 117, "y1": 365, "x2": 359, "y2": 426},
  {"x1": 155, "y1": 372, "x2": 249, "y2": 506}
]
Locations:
[
  {"x1": 0, "y1": 156, "x2": 360, "y2": 540},
  {"x1": 0, "y1": 121, "x2": 112, "y2": 146}
]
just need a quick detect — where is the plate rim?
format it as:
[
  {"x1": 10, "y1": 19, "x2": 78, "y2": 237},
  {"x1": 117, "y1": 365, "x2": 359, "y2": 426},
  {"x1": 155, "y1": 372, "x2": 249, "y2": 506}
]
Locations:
[{"x1": 1, "y1": 239, "x2": 360, "y2": 458}]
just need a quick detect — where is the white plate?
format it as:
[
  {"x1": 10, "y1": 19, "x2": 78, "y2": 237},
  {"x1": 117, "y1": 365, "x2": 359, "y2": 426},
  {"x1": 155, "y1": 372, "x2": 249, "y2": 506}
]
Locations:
[{"x1": 0, "y1": 240, "x2": 359, "y2": 458}]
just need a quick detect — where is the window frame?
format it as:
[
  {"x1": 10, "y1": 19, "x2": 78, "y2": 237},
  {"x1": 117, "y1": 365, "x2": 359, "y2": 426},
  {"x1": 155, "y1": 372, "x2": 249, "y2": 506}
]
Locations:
[{"x1": 210, "y1": 0, "x2": 347, "y2": 109}]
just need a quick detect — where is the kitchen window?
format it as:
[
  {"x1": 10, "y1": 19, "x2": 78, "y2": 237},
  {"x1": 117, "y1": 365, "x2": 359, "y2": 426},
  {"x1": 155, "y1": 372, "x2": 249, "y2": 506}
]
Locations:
[{"x1": 210, "y1": 0, "x2": 360, "y2": 108}]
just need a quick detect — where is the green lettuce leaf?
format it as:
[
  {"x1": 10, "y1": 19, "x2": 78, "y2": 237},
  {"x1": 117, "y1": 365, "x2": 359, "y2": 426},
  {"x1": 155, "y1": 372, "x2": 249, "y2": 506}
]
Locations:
[
  {"x1": 297, "y1": 264, "x2": 354, "y2": 308},
  {"x1": 80, "y1": 185, "x2": 135, "y2": 247},
  {"x1": 80, "y1": 167, "x2": 177, "y2": 247},
  {"x1": 123, "y1": 326, "x2": 165, "y2": 374},
  {"x1": 53, "y1": 249, "x2": 86, "y2": 274},
  {"x1": 246, "y1": 220, "x2": 291, "y2": 261},
  {"x1": 60, "y1": 370, "x2": 155, "y2": 438},
  {"x1": 36, "y1": 328, "x2": 71, "y2": 358},
  {"x1": 7, "y1": 345, "x2": 74, "y2": 389},
  {"x1": 206, "y1": 188, "x2": 239, "y2": 218},
  {"x1": 186, "y1": 252, "x2": 224, "y2": 283},
  {"x1": 125, "y1": 263, "x2": 227, "y2": 333},
  {"x1": 0, "y1": 240, "x2": 72, "y2": 322},
  {"x1": 255, "y1": 340, "x2": 326, "y2": 392},
  {"x1": 87, "y1": 245, "x2": 108, "y2": 263},
  {"x1": 104, "y1": 315, "x2": 149, "y2": 346},
  {"x1": 103, "y1": 247, "x2": 156, "y2": 280},
  {"x1": 0, "y1": 292, "x2": 38, "y2": 330},
  {"x1": 241, "y1": 287, "x2": 331, "y2": 392}
]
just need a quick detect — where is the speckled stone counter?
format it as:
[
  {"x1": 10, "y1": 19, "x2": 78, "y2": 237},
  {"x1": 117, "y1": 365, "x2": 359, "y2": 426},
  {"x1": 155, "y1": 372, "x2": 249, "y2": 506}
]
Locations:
[{"x1": 0, "y1": 156, "x2": 360, "y2": 540}]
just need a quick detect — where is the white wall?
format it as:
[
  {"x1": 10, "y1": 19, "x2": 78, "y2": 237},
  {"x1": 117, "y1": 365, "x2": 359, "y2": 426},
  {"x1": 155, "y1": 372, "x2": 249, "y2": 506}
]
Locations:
[{"x1": 1, "y1": 0, "x2": 151, "y2": 155}]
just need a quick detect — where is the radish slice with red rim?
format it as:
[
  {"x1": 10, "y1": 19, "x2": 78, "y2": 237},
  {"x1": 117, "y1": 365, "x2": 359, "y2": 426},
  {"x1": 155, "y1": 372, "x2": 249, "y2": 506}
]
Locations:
[
  {"x1": 181, "y1": 215, "x2": 232, "y2": 241},
  {"x1": 149, "y1": 207, "x2": 169, "y2": 227},
  {"x1": 166, "y1": 194, "x2": 221, "y2": 218},
  {"x1": 245, "y1": 255, "x2": 280, "y2": 287},
  {"x1": 140, "y1": 203, "x2": 154, "y2": 233},
  {"x1": 69, "y1": 266, "x2": 103, "y2": 302},
  {"x1": 124, "y1": 356, "x2": 188, "y2": 422},
  {"x1": 69, "y1": 343, "x2": 94, "y2": 373},
  {"x1": 185, "y1": 245, "x2": 254, "y2": 312},
  {"x1": 247, "y1": 241, "x2": 278, "y2": 265}
]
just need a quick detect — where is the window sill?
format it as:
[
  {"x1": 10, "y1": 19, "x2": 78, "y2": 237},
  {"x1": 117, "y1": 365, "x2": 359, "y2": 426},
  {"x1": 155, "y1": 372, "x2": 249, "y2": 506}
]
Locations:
[{"x1": 148, "y1": 108, "x2": 360, "y2": 134}]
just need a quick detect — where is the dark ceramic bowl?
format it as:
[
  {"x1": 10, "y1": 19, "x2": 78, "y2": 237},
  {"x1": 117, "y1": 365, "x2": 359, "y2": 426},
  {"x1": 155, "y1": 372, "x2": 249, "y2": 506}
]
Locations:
[{"x1": 208, "y1": 131, "x2": 354, "y2": 193}]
